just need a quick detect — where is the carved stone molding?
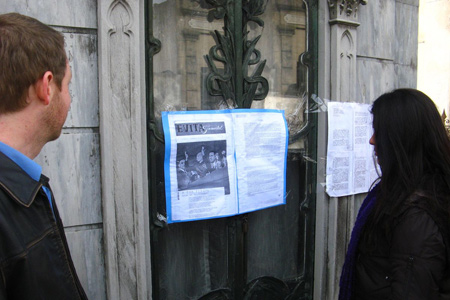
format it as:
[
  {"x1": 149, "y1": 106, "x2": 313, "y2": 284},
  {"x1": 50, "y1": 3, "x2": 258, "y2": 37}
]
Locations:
[
  {"x1": 326, "y1": 4, "x2": 361, "y2": 298},
  {"x1": 328, "y1": 0, "x2": 367, "y2": 23},
  {"x1": 99, "y1": 0, "x2": 151, "y2": 299}
]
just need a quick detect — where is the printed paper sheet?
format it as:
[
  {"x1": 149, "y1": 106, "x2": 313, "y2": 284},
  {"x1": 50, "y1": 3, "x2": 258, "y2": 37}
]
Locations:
[
  {"x1": 326, "y1": 102, "x2": 379, "y2": 197},
  {"x1": 162, "y1": 109, "x2": 288, "y2": 223}
]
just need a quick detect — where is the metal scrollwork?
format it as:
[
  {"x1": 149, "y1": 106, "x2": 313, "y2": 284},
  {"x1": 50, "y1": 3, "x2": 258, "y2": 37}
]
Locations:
[
  {"x1": 205, "y1": 0, "x2": 269, "y2": 108},
  {"x1": 145, "y1": 8, "x2": 164, "y2": 143},
  {"x1": 148, "y1": 36, "x2": 162, "y2": 57}
]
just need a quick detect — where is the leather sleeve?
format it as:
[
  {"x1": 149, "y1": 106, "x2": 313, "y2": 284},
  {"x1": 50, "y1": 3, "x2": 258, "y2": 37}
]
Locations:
[{"x1": 389, "y1": 207, "x2": 447, "y2": 300}]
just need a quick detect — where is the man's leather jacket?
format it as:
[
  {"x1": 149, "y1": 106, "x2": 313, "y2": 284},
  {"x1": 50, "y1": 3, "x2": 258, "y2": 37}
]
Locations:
[{"x1": 0, "y1": 152, "x2": 88, "y2": 299}]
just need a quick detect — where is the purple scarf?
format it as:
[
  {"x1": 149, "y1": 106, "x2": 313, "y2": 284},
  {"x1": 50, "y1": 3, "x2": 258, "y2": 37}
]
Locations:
[{"x1": 338, "y1": 183, "x2": 379, "y2": 300}]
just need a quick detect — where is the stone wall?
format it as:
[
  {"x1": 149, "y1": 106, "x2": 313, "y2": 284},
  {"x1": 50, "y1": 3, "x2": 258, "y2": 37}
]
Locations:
[{"x1": 314, "y1": 1, "x2": 419, "y2": 299}]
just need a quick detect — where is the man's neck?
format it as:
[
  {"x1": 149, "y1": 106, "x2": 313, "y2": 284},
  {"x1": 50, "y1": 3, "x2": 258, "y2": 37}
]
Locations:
[
  {"x1": 0, "y1": 112, "x2": 45, "y2": 159},
  {"x1": 0, "y1": 136, "x2": 43, "y2": 159}
]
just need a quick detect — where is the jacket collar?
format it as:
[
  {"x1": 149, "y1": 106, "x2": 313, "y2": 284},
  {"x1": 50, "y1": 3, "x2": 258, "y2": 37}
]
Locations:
[{"x1": 0, "y1": 151, "x2": 45, "y2": 207}]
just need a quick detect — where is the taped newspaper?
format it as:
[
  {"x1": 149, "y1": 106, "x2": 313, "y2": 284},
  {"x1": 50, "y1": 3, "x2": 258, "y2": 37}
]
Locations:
[{"x1": 162, "y1": 109, "x2": 288, "y2": 223}]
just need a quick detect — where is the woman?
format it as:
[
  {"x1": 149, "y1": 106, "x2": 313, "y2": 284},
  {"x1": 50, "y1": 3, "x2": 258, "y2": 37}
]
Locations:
[{"x1": 339, "y1": 89, "x2": 450, "y2": 300}]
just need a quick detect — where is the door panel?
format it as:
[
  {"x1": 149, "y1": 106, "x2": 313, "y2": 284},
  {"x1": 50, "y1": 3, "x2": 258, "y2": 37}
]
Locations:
[{"x1": 146, "y1": 0, "x2": 317, "y2": 299}]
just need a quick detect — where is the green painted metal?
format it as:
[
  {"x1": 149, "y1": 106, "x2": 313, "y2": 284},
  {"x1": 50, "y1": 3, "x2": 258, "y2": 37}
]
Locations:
[
  {"x1": 304, "y1": 1, "x2": 318, "y2": 298},
  {"x1": 144, "y1": 1, "x2": 164, "y2": 299},
  {"x1": 205, "y1": 0, "x2": 269, "y2": 108}
]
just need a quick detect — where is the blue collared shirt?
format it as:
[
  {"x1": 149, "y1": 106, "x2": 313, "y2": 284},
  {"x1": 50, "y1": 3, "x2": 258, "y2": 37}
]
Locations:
[{"x1": 0, "y1": 141, "x2": 53, "y2": 211}]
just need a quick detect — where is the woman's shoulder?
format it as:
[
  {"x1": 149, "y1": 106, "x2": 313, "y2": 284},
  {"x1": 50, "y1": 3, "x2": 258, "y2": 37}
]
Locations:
[
  {"x1": 390, "y1": 192, "x2": 449, "y2": 255},
  {"x1": 391, "y1": 206, "x2": 445, "y2": 259},
  {"x1": 393, "y1": 200, "x2": 439, "y2": 234},
  {"x1": 398, "y1": 188, "x2": 448, "y2": 216}
]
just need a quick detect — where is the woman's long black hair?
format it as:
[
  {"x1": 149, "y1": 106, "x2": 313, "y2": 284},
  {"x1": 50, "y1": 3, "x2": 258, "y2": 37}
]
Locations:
[{"x1": 366, "y1": 89, "x2": 450, "y2": 242}]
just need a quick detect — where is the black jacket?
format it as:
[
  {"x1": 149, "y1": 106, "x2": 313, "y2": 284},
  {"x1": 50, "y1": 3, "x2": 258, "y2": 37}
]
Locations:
[
  {"x1": 0, "y1": 152, "x2": 88, "y2": 299},
  {"x1": 354, "y1": 194, "x2": 450, "y2": 300}
]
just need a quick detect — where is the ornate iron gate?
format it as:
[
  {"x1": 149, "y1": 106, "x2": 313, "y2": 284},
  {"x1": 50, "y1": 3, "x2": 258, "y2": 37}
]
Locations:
[{"x1": 145, "y1": 0, "x2": 318, "y2": 299}]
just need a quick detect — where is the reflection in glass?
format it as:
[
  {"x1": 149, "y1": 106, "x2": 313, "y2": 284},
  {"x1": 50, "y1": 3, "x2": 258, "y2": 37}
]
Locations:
[
  {"x1": 251, "y1": 0, "x2": 308, "y2": 148},
  {"x1": 153, "y1": 0, "x2": 308, "y2": 145}
]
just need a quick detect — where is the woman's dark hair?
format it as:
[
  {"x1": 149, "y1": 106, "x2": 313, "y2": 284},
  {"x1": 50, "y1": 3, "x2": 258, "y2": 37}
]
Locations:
[{"x1": 367, "y1": 88, "x2": 450, "y2": 239}]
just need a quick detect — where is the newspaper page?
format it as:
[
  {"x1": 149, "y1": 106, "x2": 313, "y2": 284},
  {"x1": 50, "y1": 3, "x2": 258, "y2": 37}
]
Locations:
[
  {"x1": 162, "y1": 109, "x2": 288, "y2": 223},
  {"x1": 326, "y1": 102, "x2": 378, "y2": 197},
  {"x1": 232, "y1": 111, "x2": 288, "y2": 213}
]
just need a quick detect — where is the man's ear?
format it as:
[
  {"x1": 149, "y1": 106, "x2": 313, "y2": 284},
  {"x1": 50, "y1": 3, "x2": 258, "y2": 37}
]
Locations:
[{"x1": 34, "y1": 71, "x2": 54, "y2": 106}]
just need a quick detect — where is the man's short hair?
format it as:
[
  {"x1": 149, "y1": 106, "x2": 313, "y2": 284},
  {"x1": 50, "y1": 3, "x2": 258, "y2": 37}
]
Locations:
[{"x1": 0, "y1": 13, "x2": 67, "y2": 114}]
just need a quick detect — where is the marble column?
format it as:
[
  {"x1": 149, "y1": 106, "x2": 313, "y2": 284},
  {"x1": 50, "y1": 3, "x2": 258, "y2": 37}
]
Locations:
[
  {"x1": 98, "y1": 1, "x2": 152, "y2": 299},
  {"x1": 315, "y1": 1, "x2": 367, "y2": 300}
]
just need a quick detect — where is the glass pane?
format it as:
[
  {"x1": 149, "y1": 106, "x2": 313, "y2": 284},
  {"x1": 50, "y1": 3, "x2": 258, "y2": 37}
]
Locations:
[
  {"x1": 250, "y1": 0, "x2": 308, "y2": 150},
  {"x1": 153, "y1": 0, "x2": 224, "y2": 118},
  {"x1": 152, "y1": 1, "x2": 230, "y2": 299},
  {"x1": 246, "y1": 0, "x2": 310, "y2": 289}
]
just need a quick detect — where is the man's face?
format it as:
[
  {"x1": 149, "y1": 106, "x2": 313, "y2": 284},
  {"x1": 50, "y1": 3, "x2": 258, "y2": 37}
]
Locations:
[
  {"x1": 196, "y1": 152, "x2": 203, "y2": 162},
  {"x1": 45, "y1": 61, "x2": 72, "y2": 141},
  {"x1": 179, "y1": 160, "x2": 185, "y2": 169},
  {"x1": 209, "y1": 152, "x2": 215, "y2": 162}
]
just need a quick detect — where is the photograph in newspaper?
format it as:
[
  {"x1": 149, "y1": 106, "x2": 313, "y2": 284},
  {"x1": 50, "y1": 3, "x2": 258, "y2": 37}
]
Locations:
[{"x1": 176, "y1": 140, "x2": 230, "y2": 194}]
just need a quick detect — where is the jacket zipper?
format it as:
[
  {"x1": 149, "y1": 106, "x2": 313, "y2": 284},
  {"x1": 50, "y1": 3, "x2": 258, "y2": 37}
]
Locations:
[{"x1": 403, "y1": 256, "x2": 414, "y2": 299}]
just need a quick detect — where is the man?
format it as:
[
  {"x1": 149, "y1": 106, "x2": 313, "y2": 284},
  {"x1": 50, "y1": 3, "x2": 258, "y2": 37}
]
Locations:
[
  {"x1": 223, "y1": 150, "x2": 228, "y2": 166},
  {"x1": 193, "y1": 151, "x2": 209, "y2": 178},
  {"x1": 0, "y1": 13, "x2": 88, "y2": 299},
  {"x1": 177, "y1": 159, "x2": 193, "y2": 189},
  {"x1": 207, "y1": 151, "x2": 219, "y2": 171}
]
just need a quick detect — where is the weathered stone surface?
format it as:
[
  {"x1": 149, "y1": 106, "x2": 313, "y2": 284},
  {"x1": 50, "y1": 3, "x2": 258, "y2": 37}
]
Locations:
[
  {"x1": 394, "y1": 64, "x2": 418, "y2": 88},
  {"x1": 0, "y1": 0, "x2": 97, "y2": 28},
  {"x1": 395, "y1": 2, "x2": 419, "y2": 66},
  {"x1": 356, "y1": 57, "x2": 396, "y2": 103},
  {"x1": 66, "y1": 228, "x2": 107, "y2": 300},
  {"x1": 35, "y1": 133, "x2": 102, "y2": 227},
  {"x1": 98, "y1": 1, "x2": 152, "y2": 299},
  {"x1": 64, "y1": 32, "x2": 99, "y2": 128},
  {"x1": 357, "y1": 1, "x2": 395, "y2": 59}
]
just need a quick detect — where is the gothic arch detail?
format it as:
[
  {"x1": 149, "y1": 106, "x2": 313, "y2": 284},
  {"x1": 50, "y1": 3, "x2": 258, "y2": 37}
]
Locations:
[{"x1": 339, "y1": 30, "x2": 354, "y2": 101}]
